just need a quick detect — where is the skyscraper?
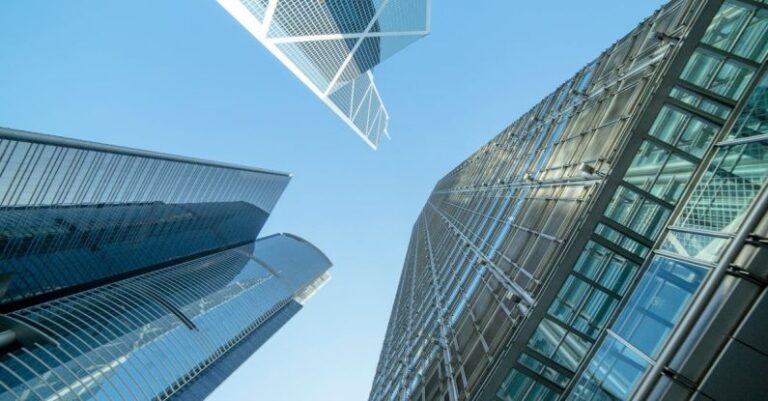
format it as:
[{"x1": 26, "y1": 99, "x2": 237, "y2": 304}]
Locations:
[
  {"x1": 369, "y1": 1, "x2": 768, "y2": 400},
  {"x1": 217, "y1": 0, "x2": 431, "y2": 149},
  {"x1": 0, "y1": 126, "x2": 332, "y2": 400}
]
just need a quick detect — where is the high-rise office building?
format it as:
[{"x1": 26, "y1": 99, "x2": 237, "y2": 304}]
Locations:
[
  {"x1": 217, "y1": 0, "x2": 431, "y2": 149},
  {"x1": 369, "y1": 1, "x2": 768, "y2": 400},
  {"x1": 0, "y1": 127, "x2": 332, "y2": 400}
]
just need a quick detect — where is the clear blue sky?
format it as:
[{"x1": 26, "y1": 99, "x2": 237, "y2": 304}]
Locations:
[{"x1": 0, "y1": 1, "x2": 667, "y2": 400}]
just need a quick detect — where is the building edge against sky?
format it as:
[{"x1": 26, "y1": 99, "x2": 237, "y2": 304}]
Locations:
[
  {"x1": 369, "y1": 0, "x2": 768, "y2": 400},
  {"x1": 217, "y1": 0, "x2": 431, "y2": 149},
  {"x1": 0, "y1": 126, "x2": 332, "y2": 400}
]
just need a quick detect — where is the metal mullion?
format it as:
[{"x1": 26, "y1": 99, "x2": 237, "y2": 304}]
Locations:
[
  {"x1": 698, "y1": 42, "x2": 762, "y2": 69},
  {"x1": 664, "y1": 96, "x2": 728, "y2": 126},
  {"x1": 7, "y1": 352, "x2": 62, "y2": 399},
  {"x1": 37, "y1": 146, "x2": 66, "y2": 205},
  {"x1": 675, "y1": 79, "x2": 739, "y2": 107},
  {"x1": 1, "y1": 143, "x2": 34, "y2": 206},
  {"x1": 119, "y1": 286, "x2": 201, "y2": 394},
  {"x1": 81, "y1": 292, "x2": 179, "y2": 398},
  {"x1": 24, "y1": 307, "x2": 144, "y2": 401},
  {"x1": 598, "y1": 217, "x2": 656, "y2": 248},
  {"x1": 590, "y1": 234, "x2": 646, "y2": 266},
  {"x1": 568, "y1": 270, "x2": 625, "y2": 301},
  {"x1": 32, "y1": 344, "x2": 108, "y2": 401},
  {"x1": 101, "y1": 286, "x2": 197, "y2": 387},
  {"x1": 81, "y1": 286, "x2": 182, "y2": 396},
  {"x1": 716, "y1": 132, "x2": 768, "y2": 146},
  {"x1": 667, "y1": 225, "x2": 734, "y2": 238},
  {"x1": 514, "y1": 362, "x2": 567, "y2": 393},
  {"x1": 49, "y1": 301, "x2": 161, "y2": 400},
  {"x1": 22, "y1": 343, "x2": 91, "y2": 401},
  {"x1": 0, "y1": 360, "x2": 47, "y2": 400},
  {"x1": 620, "y1": 180, "x2": 677, "y2": 211}
]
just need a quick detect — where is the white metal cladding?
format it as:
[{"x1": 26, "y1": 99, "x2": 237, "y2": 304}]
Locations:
[{"x1": 218, "y1": 0, "x2": 431, "y2": 149}]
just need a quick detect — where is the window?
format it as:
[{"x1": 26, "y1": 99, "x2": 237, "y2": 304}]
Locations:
[
  {"x1": 649, "y1": 105, "x2": 720, "y2": 158},
  {"x1": 529, "y1": 318, "x2": 591, "y2": 371},
  {"x1": 613, "y1": 256, "x2": 708, "y2": 357},
  {"x1": 496, "y1": 369, "x2": 559, "y2": 401},
  {"x1": 703, "y1": 1, "x2": 768, "y2": 62},
  {"x1": 605, "y1": 186, "x2": 671, "y2": 239},
  {"x1": 729, "y1": 73, "x2": 768, "y2": 140},
  {"x1": 625, "y1": 141, "x2": 696, "y2": 203},
  {"x1": 570, "y1": 336, "x2": 649, "y2": 401},
  {"x1": 669, "y1": 86, "x2": 731, "y2": 119},
  {"x1": 681, "y1": 49, "x2": 755, "y2": 100},
  {"x1": 676, "y1": 140, "x2": 768, "y2": 234}
]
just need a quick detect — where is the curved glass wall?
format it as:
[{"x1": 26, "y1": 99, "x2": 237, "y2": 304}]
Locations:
[{"x1": 0, "y1": 234, "x2": 331, "y2": 401}]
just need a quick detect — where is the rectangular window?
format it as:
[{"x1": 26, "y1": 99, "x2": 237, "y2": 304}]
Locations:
[
  {"x1": 594, "y1": 224, "x2": 650, "y2": 258},
  {"x1": 496, "y1": 368, "x2": 559, "y2": 401},
  {"x1": 681, "y1": 49, "x2": 755, "y2": 100},
  {"x1": 571, "y1": 336, "x2": 649, "y2": 401},
  {"x1": 729, "y1": 73, "x2": 768, "y2": 140},
  {"x1": 605, "y1": 186, "x2": 671, "y2": 239},
  {"x1": 650, "y1": 105, "x2": 720, "y2": 157},
  {"x1": 613, "y1": 256, "x2": 708, "y2": 358},
  {"x1": 669, "y1": 86, "x2": 732, "y2": 119},
  {"x1": 704, "y1": 1, "x2": 768, "y2": 62},
  {"x1": 676, "y1": 140, "x2": 768, "y2": 234}
]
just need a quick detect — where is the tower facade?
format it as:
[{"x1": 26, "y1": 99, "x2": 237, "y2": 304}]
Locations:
[
  {"x1": 369, "y1": 1, "x2": 768, "y2": 400},
  {"x1": 218, "y1": 0, "x2": 431, "y2": 149},
  {"x1": 0, "y1": 127, "x2": 332, "y2": 400}
]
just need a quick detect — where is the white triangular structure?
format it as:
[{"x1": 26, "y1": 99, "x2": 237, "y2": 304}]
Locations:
[{"x1": 218, "y1": 0, "x2": 431, "y2": 149}]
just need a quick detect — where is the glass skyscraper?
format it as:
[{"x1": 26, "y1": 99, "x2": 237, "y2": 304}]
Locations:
[
  {"x1": 369, "y1": 1, "x2": 768, "y2": 400},
  {"x1": 0, "y1": 126, "x2": 332, "y2": 400},
  {"x1": 217, "y1": 0, "x2": 431, "y2": 149}
]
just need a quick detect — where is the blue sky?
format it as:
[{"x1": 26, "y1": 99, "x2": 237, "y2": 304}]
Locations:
[{"x1": 0, "y1": 1, "x2": 667, "y2": 400}]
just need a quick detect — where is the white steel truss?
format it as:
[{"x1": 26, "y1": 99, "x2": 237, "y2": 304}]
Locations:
[{"x1": 218, "y1": 0, "x2": 430, "y2": 149}]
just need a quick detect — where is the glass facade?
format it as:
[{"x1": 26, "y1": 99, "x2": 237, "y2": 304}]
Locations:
[
  {"x1": 0, "y1": 128, "x2": 333, "y2": 400},
  {"x1": 370, "y1": 1, "x2": 768, "y2": 401},
  {"x1": 0, "y1": 236, "x2": 331, "y2": 401},
  {"x1": 0, "y1": 127, "x2": 288, "y2": 307},
  {"x1": 217, "y1": 0, "x2": 431, "y2": 149}
]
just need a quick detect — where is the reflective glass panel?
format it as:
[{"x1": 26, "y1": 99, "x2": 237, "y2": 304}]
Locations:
[
  {"x1": 570, "y1": 336, "x2": 649, "y2": 401},
  {"x1": 613, "y1": 256, "x2": 708, "y2": 357}
]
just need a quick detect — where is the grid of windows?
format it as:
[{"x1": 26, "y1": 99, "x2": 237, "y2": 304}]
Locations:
[
  {"x1": 570, "y1": 2, "x2": 768, "y2": 399},
  {"x1": 369, "y1": 1, "x2": 702, "y2": 400},
  {"x1": 371, "y1": 1, "x2": 768, "y2": 401}
]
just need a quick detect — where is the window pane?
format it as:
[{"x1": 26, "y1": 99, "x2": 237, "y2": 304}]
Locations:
[
  {"x1": 676, "y1": 117, "x2": 719, "y2": 157},
  {"x1": 732, "y1": 9, "x2": 768, "y2": 62},
  {"x1": 571, "y1": 336, "x2": 649, "y2": 401},
  {"x1": 661, "y1": 230, "x2": 729, "y2": 263},
  {"x1": 650, "y1": 153, "x2": 696, "y2": 203},
  {"x1": 625, "y1": 142, "x2": 669, "y2": 193},
  {"x1": 574, "y1": 241, "x2": 610, "y2": 280},
  {"x1": 605, "y1": 186, "x2": 642, "y2": 228},
  {"x1": 702, "y1": 1, "x2": 751, "y2": 52},
  {"x1": 628, "y1": 198, "x2": 671, "y2": 239},
  {"x1": 729, "y1": 73, "x2": 768, "y2": 140},
  {"x1": 677, "y1": 140, "x2": 768, "y2": 233},
  {"x1": 529, "y1": 319, "x2": 566, "y2": 358},
  {"x1": 681, "y1": 49, "x2": 755, "y2": 100},
  {"x1": 669, "y1": 86, "x2": 732, "y2": 119},
  {"x1": 710, "y1": 59, "x2": 755, "y2": 99},
  {"x1": 650, "y1": 105, "x2": 688, "y2": 144},
  {"x1": 613, "y1": 256, "x2": 708, "y2": 357},
  {"x1": 681, "y1": 49, "x2": 722, "y2": 89}
]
